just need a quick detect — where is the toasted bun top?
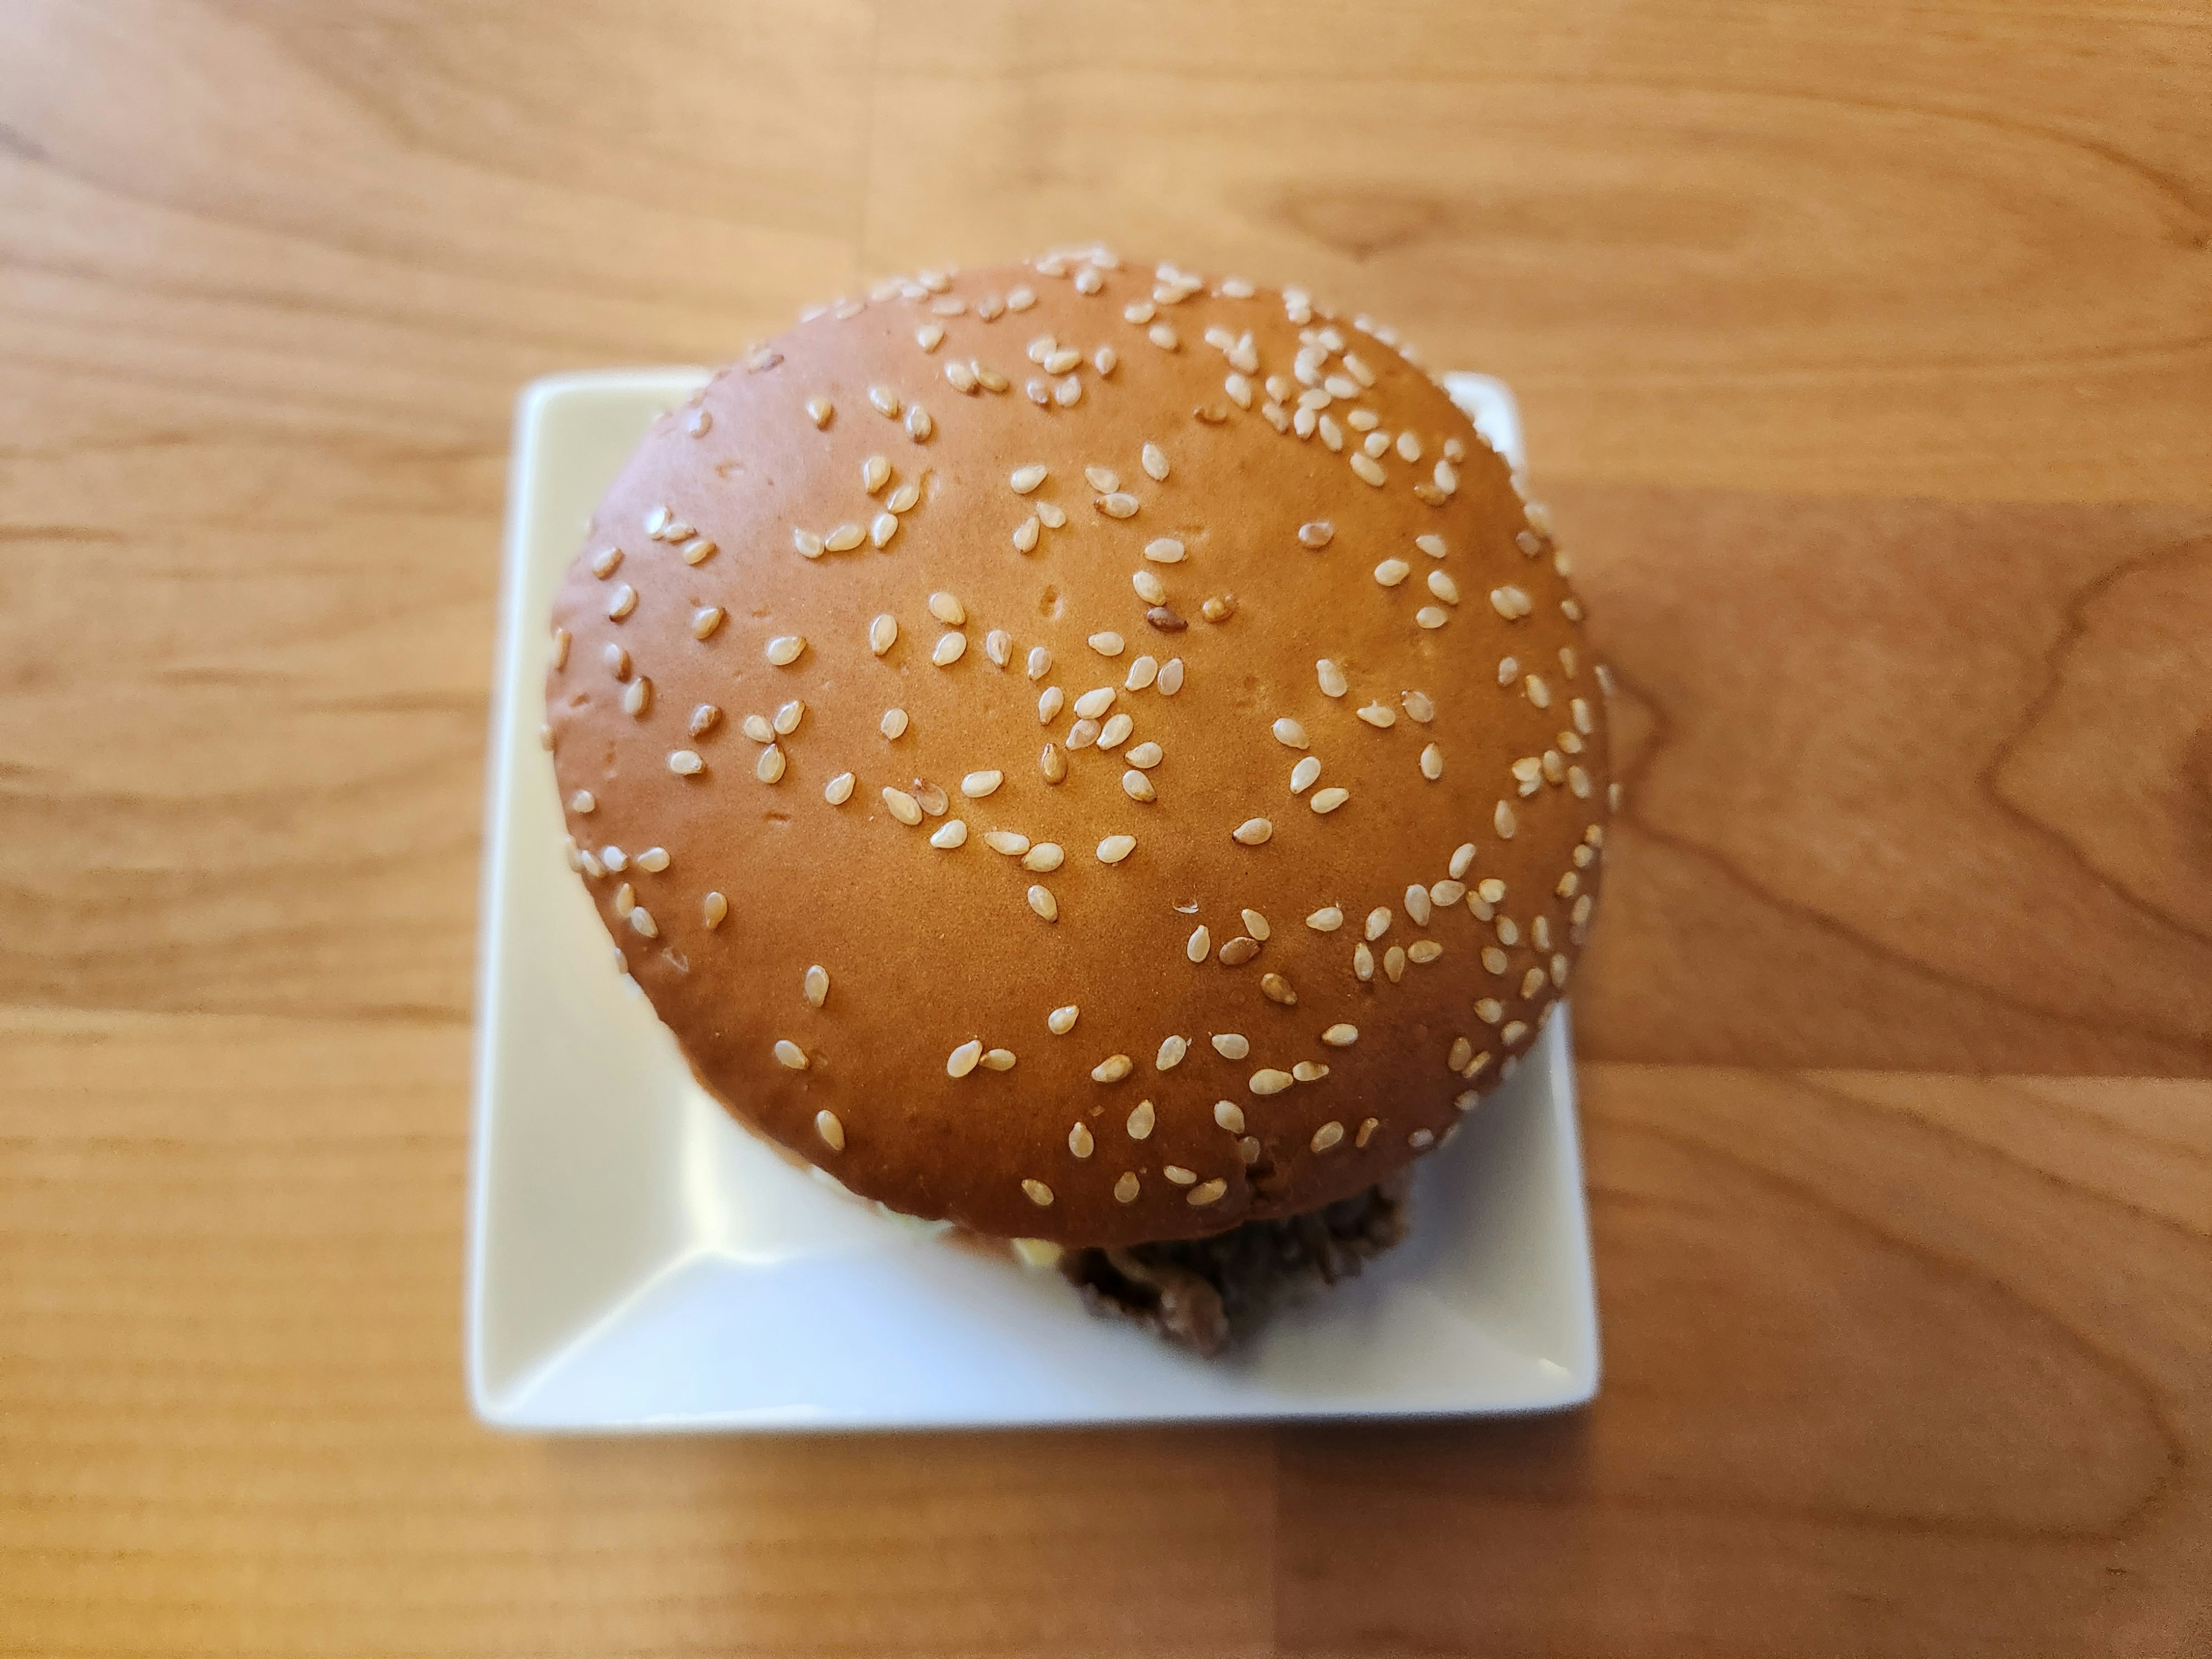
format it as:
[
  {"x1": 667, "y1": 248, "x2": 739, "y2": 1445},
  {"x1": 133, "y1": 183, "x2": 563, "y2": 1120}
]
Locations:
[{"x1": 546, "y1": 251, "x2": 1612, "y2": 1248}]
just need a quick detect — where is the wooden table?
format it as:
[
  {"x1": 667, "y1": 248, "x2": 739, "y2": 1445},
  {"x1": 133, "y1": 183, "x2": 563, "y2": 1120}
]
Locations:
[{"x1": 5, "y1": 3, "x2": 2207, "y2": 1652}]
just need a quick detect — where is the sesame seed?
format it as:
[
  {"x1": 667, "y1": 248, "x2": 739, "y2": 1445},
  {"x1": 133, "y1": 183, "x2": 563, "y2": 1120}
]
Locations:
[
  {"x1": 1290, "y1": 756, "x2": 1321, "y2": 794},
  {"x1": 824, "y1": 771, "x2": 855, "y2": 805},
  {"x1": 1543, "y1": 749, "x2": 1566, "y2": 785},
  {"x1": 1212, "y1": 1033, "x2": 1250, "y2": 1059},
  {"x1": 882, "y1": 786, "x2": 922, "y2": 825},
  {"x1": 1233, "y1": 818, "x2": 1274, "y2": 846},
  {"x1": 911, "y1": 780, "x2": 948, "y2": 816},
  {"x1": 1218, "y1": 935, "x2": 1259, "y2": 965},
  {"x1": 808, "y1": 1109, "x2": 843, "y2": 1153},
  {"x1": 805, "y1": 396, "x2": 834, "y2": 427},
  {"x1": 590, "y1": 547, "x2": 623, "y2": 579},
  {"x1": 1131, "y1": 569, "x2": 1168, "y2": 607},
  {"x1": 756, "y1": 745, "x2": 787, "y2": 783},
  {"x1": 1126, "y1": 657, "x2": 1160, "y2": 693},
  {"x1": 1084, "y1": 464, "x2": 1120, "y2": 494},
  {"x1": 825, "y1": 522, "x2": 865, "y2": 552},
  {"x1": 1308, "y1": 1120, "x2": 1345, "y2": 1153},
  {"x1": 1054, "y1": 375, "x2": 1081, "y2": 407},
  {"x1": 1310, "y1": 787, "x2": 1350, "y2": 813},
  {"x1": 1317, "y1": 659, "x2": 1349, "y2": 698},
  {"x1": 1098, "y1": 493, "x2": 1139, "y2": 518},
  {"x1": 1610, "y1": 782, "x2": 1624, "y2": 811},
  {"x1": 931, "y1": 632, "x2": 966, "y2": 668},
  {"x1": 1533, "y1": 915, "x2": 1554, "y2": 949},
  {"x1": 665, "y1": 749, "x2": 704, "y2": 777},
  {"x1": 1114, "y1": 1172, "x2": 1140, "y2": 1202},
  {"x1": 1027, "y1": 885, "x2": 1058, "y2": 922},
  {"x1": 1124, "y1": 300, "x2": 1154, "y2": 324},
  {"x1": 880, "y1": 708, "x2": 909, "y2": 740},
  {"x1": 1036, "y1": 501, "x2": 1067, "y2": 528},
  {"x1": 772, "y1": 1037, "x2": 810, "y2": 1071},
  {"x1": 1122, "y1": 770, "x2": 1156, "y2": 802},
  {"x1": 1354, "y1": 942, "x2": 1374, "y2": 981},
  {"x1": 1022, "y1": 1179, "x2": 1054, "y2": 1207},
  {"x1": 1319, "y1": 416, "x2": 1343, "y2": 452},
  {"x1": 952, "y1": 768, "x2": 1001, "y2": 800},
  {"x1": 1373, "y1": 558, "x2": 1410, "y2": 589},
  {"x1": 1293, "y1": 1061, "x2": 1330, "y2": 1083},
  {"x1": 1137, "y1": 537, "x2": 1185, "y2": 567},
  {"x1": 930, "y1": 819, "x2": 968, "y2": 849},
  {"x1": 1306, "y1": 907, "x2": 1343, "y2": 932},
  {"x1": 1094, "y1": 834, "x2": 1136, "y2": 865},
  {"x1": 1096, "y1": 714, "x2": 1133, "y2": 751},
  {"x1": 1479, "y1": 877, "x2": 1508, "y2": 904},
  {"x1": 865, "y1": 512, "x2": 896, "y2": 549},
  {"x1": 1038, "y1": 742, "x2": 1067, "y2": 785},
  {"x1": 551, "y1": 628, "x2": 571, "y2": 669},
  {"x1": 1409, "y1": 940, "x2": 1442, "y2": 965},
  {"x1": 867, "y1": 385, "x2": 900, "y2": 418},
  {"x1": 1383, "y1": 945, "x2": 1407, "y2": 982},
  {"x1": 1495, "y1": 801, "x2": 1517, "y2": 838},
  {"x1": 1272, "y1": 717, "x2": 1310, "y2": 749},
  {"x1": 793, "y1": 528, "x2": 825, "y2": 560},
  {"x1": 1297, "y1": 521, "x2": 1336, "y2": 551},
  {"x1": 605, "y1": 584, "x2": 637, "y2": 622},
  {"x1": 634, "y1": 847, "x2": 669, "y2": 873},
  {"x1": 570, "y1": 790, "x2": 597, "y2": 815},
  {"x1": 1007, "y1": 286, "x2": 1035, "y2": 311},
  {"x1": 1157, "y1": 658, "x2": 1185, "y2": 695},
  {"x1": 1213, "y1": 1100, "x2": 1245, "y2": 1133},
  {"x1": 1048, "y1": 1005, "x2": 1080, "y2": 1034},
  {"x1": 1482, "y1": 946, "x2": 1509, "y2": 975},
  {"x1": 1021, "y1": 842, "x2": 1065, "y2": 872},
  {"x1": 1094, "y1": 346, "x2": 1118, "y2": 375},
  {"x1": 1148, "y1": 323, "x2": 1177, "y2": 350},
  {"x1": 883, "y1": 479, "x2": 921, "y2": 515},
  {"x1": 623, "y1": 677, "x2": 652, "y2": 718},
  {"x1": 1260, "y1": 972, "x2": 1297, "y2": 1006},
  {"x1": 1089, "y1": 631, "x2": 1127, "y2": 659},
  {"x1": 1009, "y1": 464, "x2": 1047, "y2": 495},
  {"x1": 1573, "y1": 894, "x2": 1594, "y2": 926},
  {"x1": 948, "y1": 1039, "x2": 983, "y2": 1078},
  {"x1": 1065, "y1": 1122, "x2": 1094, "y2": 1160},
  {"x1": 1497, "y1": 916, "x2": 1521, "y2": 947},
  {"x1": 765, "y1": 635, "x2": 805, "y2": 667},
  {"x1": 1427, "y1": 572, "x2": 1461, "y2": 606},
  {"x1": 1251, "y1": 1069, "x2": 1293, "y2": 1096},
  {"x1": 1524, "y1": 674, "x2": 1552, "y2": 709},
  {"x1": 1127, "y1": 1100, "x2": 1156, "y2": 1138},
  {"x1": 1351, "y1": 453, "x2": 1387, "y2": 486},
  {"x1": 1490, "y1": 585, "x2": 1533, "y2": 620},
  {"x1": 1551, "y1": 952, "x2": 1570, "y2": 987},
  {"x1": 1165, "y1": 1164, "x2": 1195, "y2": 1186},
  {"x1": 700, "y1": 891, "x2": 728, "y2": 930},
  {"x1": 1416, "y1": 607, "x2": 1449, "y2": 629},
  {"x1": 1188, "y1": 1179, "x2": 1226, "y2": 1207},
  {"x1": 1187, "y1": 925, "x2": 1211, "y2": 963}
]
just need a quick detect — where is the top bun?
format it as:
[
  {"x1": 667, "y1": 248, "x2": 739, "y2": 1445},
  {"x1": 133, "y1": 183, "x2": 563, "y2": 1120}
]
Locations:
[{"x1": 546, "y1": 250, "x2": 1612, "y2": 1249}]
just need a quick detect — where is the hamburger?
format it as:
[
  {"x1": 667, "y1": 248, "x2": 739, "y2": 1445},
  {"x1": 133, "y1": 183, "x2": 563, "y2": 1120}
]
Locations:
[{"x1": 544, "y1": 249, "x2": 1611, "y2": 1355}]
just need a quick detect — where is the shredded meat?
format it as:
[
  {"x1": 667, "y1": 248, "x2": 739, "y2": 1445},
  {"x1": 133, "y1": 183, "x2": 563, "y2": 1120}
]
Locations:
[{"x1": 1059, "y1": 1179, "x2": 1410, "y2": 1357}]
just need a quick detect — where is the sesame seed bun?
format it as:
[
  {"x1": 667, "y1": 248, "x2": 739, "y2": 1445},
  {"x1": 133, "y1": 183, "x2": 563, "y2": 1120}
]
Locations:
[{"x1": 545, "y1": 251, "x2": 1611, "y2": 1250}]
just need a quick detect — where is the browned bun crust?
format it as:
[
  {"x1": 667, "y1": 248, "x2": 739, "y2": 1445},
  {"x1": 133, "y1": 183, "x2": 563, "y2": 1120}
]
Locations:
[{"x1": 545, "y1": 251, "x2": 1612, "y2": 1249}]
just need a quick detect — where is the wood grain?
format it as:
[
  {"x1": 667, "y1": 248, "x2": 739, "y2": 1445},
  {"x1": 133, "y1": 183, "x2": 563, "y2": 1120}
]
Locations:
[{"x1": 2, "y1": 0, "x2": 2208, "y2": 1653}]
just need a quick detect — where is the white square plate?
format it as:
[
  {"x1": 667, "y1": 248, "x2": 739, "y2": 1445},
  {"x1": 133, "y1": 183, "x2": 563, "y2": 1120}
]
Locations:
[{"x1": 467, "y1": 368, "x2": 1599, "y2": 1430}]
